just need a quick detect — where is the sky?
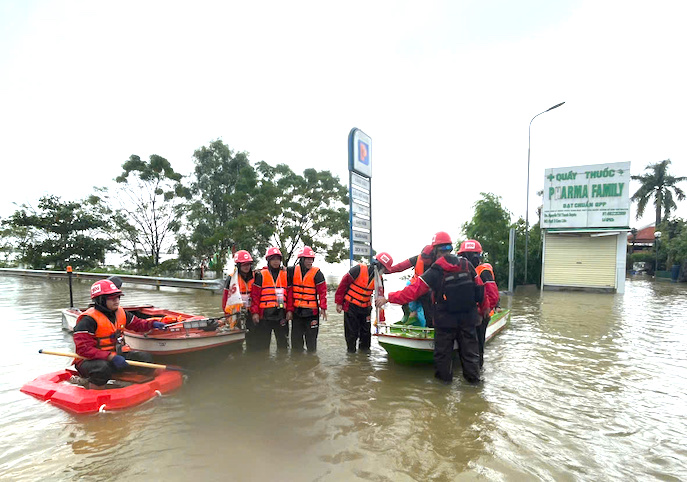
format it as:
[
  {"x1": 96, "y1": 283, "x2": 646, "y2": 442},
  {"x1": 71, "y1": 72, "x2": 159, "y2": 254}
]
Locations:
[{"x1": 1, "y1": 0, "x2": 686, "y2": 277}]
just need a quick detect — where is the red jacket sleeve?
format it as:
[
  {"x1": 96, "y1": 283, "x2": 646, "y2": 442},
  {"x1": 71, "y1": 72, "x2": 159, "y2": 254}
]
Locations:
[
  {"x1": 316, "y1": 280, "x2": 328, "y2": 311},
  {"x1": 250, "y1": 282, "x2": 262, "y2": 315},
  {"x1": 484, "y1": 283, "x2": 499, "y2": 311},
  {"x1": 73, "y1": 331, "x2": 110, "y2": 361},
  {"x1": 473, "y1": 274, "x2": 489, "y2": 315},
  {"x1": 388, "y1": 258, "x2": 413, "y2": 274},
  {"x1": 126, "y1": 314, "x2": 156, "y2": 332},
  {"x1": 335, "y1": 272, "x2": 354, "y2": 307},
  {"x1": 387, "y1": 278, "x2": 430, "y2": 305}
]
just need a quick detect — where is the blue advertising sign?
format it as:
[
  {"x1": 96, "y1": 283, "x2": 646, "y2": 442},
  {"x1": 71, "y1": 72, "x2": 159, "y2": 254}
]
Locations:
[
  {"x1": 348, "y1": 128, "x2": 372, "y2": 177},
  {"x1": 348, "y1": 128, "x2": 372, "y2": 265}
]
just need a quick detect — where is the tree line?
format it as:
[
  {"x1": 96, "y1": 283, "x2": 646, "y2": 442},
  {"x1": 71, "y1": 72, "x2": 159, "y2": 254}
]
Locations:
[
  {"x1": 0, "y1": 140, "x2": 348, "y2": 275},
  {"x1": 1, "y1": 147, "x2": 684, "y2": 287}
]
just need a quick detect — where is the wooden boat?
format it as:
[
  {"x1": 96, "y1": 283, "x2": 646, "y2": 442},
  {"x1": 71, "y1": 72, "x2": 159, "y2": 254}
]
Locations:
[
  {"x1": 375, "y1": 309, "x2": 511, "y2": 364},
  {"x1": 61, "y1": 305, "x2": 245, "y2": 355},
  {"x1": 21, "y1": 368, "x2": 183, "y2": 414}
]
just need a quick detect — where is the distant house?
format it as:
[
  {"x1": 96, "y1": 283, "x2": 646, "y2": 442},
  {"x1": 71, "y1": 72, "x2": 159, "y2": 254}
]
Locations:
[{"x1": 628, "y1": 224, "x2": 656, "y2": 253}]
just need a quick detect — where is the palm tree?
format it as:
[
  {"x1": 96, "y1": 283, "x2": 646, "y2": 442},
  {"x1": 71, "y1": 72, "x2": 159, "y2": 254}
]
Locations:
[{"x1": 631, "y1": 159, "x2": 686, "y2": 226}]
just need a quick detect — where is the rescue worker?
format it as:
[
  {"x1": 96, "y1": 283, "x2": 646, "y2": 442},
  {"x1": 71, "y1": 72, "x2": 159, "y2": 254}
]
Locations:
[
  {"x1": 73, "y1": 279, "x2": 167, "y2": 387},
  {"x1": 250, "y1": 247, "x2": 290, "y2": 351},
  {"x1": 457, "y1": 240, "x2": 500, "y2": 368},
  {"x1": 222, "y1": 250, "x2": 255, "y2": 347},
  {"x1": 335, "y1": 252, "x2": 393, "y2": 353},
  {"x1": 286, "y1": 246, "x2": 327, "y2": 352},
  {"x1": 388, "y1": 245, "x2": 435, "y2": 327},
  {"x1": 376, "y1": 232, "x2": 485, "y2": 383}
]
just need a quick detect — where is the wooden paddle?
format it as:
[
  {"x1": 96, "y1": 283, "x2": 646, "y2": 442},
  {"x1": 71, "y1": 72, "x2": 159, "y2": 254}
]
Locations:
[{"x1": 38, "y1": 349, "x2": 186, "y2": 372}]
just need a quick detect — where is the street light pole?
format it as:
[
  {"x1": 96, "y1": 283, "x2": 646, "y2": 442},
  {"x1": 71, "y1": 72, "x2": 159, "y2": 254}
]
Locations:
[
  {"x1": 655, "y1": 231, "x2": 662, "y2": 277},
  {"x1": 524, "y1": 101, "x2": 565, "y2": 285}
]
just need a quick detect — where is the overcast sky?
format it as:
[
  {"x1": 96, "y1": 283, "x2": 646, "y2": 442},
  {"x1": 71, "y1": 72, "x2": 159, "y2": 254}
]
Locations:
[{"x1": 1, "y1": 0, "x2": 685, "y2": 274}]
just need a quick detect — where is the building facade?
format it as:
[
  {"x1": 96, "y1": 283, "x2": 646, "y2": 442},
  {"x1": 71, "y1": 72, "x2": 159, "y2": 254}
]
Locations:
[{"x1": 541, "y1": 162, "x2": 631, "y2": 293}]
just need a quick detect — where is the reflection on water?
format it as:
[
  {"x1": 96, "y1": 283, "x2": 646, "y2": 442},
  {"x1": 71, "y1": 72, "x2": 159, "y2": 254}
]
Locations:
[{"x1": 1, "y1": 276, "x2": 686, "y2": 481}]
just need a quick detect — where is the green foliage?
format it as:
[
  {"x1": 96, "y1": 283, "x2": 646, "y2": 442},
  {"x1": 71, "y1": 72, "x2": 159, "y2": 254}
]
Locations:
[
  {"x1": 631, "y1": 159, "x2": 686, "y2": 226},
  {"x1": 657, "y1": 218, "x2": 687, "y2": 265},
  {"x1": 462, "y1": 193, "x2": 513, "y2": 287},
  {"x1": 259, "y1": 163, "x2": 349, "y2": 265},
  {"x1": 1, "y1": 195, "x2": 116, "y2": 269},
  {"x1": 115, "y1": 154, "x2": 190, "y2": 267},
  {"x1": 185, "y1": 140, "x2": 275, "y2": 274}
]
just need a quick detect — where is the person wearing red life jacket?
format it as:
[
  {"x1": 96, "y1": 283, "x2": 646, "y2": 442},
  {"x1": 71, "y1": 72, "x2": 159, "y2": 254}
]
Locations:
[
  {"x1": 458, "y1": 239, "x2": 500, "y2": 369},
  {"x1": 73, "y1": 279, "x2": 168, "y2": 387},
  {"x1": 388, "y1": 245, "x2": 436, "y2": 326},
  {"x1": 222, "y1": 250, "x2": 256, "y2": 347},
  {"x1": 335, "y1": 252, "x2": 393, "y2": 353},
  {"x1": 376, "y1": 232, "x2": 486, "y2": 383},
  {"x1": 250, "y1": 247, "x2": 290, "y2": 351},
  {"x1": 286, "y1": 246, "x2": 327, "y2": 352}
]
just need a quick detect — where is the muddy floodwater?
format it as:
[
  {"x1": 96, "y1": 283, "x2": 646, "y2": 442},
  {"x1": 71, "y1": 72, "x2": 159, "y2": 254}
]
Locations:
[{"x1": 1, "y1": 275, "x2": 685, "y2": 481}]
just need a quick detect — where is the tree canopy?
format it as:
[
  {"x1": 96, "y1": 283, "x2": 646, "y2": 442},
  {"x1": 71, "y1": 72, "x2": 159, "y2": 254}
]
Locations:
[
  {"x1": 631, "y1": 159, "x2": 686, "y2": 226},
  {"x1": 462, "y1": 193, "x2": 512, "y2": 287},
  {"x1": 184, "y1": 140, "x2": 276, "y2": 274},
  {"x1": 2, "y1": 195, "x2": 115, "y2": 270},
  {"x1": 259, "y1": 162, "x2": 349, "y2": 265},
  {"x1": 115, "y1": 154, "x2": 191, "y2": 267}
]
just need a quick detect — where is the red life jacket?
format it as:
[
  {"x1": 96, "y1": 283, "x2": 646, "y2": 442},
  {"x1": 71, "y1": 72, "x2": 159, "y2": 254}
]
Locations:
[
  {"x1": 293, "y1": 265, "x2": 319, "y2": 309},
  {"x1": 258, "y1": 267, "x2": 287, "y2": 310},
  {"x1": 344, "y1": 264, "x2": 375, "y2": 308},
  {"x1": 76, "y1": 307, "x2": 127, "y2": 352}
]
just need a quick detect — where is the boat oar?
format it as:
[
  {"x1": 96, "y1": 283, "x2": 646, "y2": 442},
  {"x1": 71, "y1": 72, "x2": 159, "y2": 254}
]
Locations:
[{"x1": 38, "y1": 349, "x2": 187, "y2": 372}]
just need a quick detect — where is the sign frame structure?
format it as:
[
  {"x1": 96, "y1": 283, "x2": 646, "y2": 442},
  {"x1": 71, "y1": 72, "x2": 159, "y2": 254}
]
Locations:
[
  {"x1": 542, "y1": 161, "x2": 631, "y2": 230},
  {"x1": 348, "y1": 128, "x2": 372, "y2": 265}
]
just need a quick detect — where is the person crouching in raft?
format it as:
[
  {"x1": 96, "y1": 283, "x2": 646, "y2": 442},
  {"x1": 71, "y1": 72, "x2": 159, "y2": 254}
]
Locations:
[
  {"x1": 287, "y1": 246, "x2": 327, "y2": 352},
  {"x1": 376, "y1": 232, "x2": 486, "y2": 383},
  {"x1": 73, "y1": 279, "x2": 167, "y2": 388}
]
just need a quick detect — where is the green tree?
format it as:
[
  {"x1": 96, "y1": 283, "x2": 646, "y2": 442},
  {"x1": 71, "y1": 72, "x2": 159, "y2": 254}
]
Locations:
[
  {"x1": 2, "y1": 195, "x2": 116, "y2": 269},
  {"x1": 185, "y1": 140, "x2": 275, "y2": 274},
  {"x1": 512, "y1": 216, "x2": 542, "y2": 286},
  {"x1": 462, "y1": 193, "x2": 512, "y2": 287},
  {"x1": 259, "y1": 163, "x2": 349, "y2": 265},
  {"x1": 115, "y1": 154, "x2": 191, "y2": 267},
  {"x1": 631, "y1": 159, "x2": 686, "y2": 226}
]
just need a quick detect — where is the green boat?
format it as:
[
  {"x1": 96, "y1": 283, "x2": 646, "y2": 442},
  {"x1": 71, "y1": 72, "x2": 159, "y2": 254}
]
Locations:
[{"x1": 375, "y1": 309, "x2": 511, "y2": 364}]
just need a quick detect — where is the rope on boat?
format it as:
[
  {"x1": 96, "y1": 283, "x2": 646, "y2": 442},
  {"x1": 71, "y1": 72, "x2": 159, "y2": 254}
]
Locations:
[{"x1": 99, "y1": 404, "x2": 107, "y2": 413}]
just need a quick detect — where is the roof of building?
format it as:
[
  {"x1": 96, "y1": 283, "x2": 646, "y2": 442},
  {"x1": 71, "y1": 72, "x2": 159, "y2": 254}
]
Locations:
[{"x1": 630, "y1": 224, "x2": 656, "y2": 243}]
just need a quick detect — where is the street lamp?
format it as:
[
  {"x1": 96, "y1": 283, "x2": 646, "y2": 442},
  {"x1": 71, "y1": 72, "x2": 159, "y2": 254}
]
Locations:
[
  {"x1": 655, "y1": 231, "x2": 662, "y2": 276},
  {"x1": 524, "y1": 101, "x2": 565, "y2": 285}
]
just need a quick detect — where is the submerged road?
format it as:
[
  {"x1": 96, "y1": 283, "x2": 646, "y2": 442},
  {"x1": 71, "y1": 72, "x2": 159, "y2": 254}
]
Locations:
[{"x1": 1, "y1": 275, "x2": 686, "y2": 481}]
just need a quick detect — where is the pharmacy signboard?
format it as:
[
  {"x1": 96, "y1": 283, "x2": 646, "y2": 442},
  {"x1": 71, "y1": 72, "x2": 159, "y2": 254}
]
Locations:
[{"x1": 542, "y1": 162, "x2": 631, "y2": 229}]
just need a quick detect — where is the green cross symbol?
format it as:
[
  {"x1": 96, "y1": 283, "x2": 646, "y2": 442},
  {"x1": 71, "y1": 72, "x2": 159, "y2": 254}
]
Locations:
[{"x1": 547, "y1": 174, "x2": 555, "y2": 182}]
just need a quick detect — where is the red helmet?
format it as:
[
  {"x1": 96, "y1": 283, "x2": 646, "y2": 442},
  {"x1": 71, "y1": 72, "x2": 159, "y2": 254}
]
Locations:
[
  {"x1": 431, "y1": 231, "x2": 453, "y2": 247},
  {"x1": 298, "y1": 246, "x2": 316, "y2": 258},
  {"x1": 90, "y1": 279, "x2": 122, "y2": 299},
  {"x1": 233, "y1": 250, "x2": 253, "y2": 264},
  {"x1": 375, "y1": 252, "x2": 393, "y2": 271},
  {"x1": 265, "y1": 247, "x2": 282, "y2": 259},
  {"x1": 458, "y1": 239, "x2": 483, "y2": 254},
  {"x1": 421, "y1": 245, "x2": 433, "y2": 258}
]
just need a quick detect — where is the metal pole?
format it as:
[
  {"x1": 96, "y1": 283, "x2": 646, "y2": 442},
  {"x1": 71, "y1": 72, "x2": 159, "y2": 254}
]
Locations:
[
  {"x1": 524, "y1": 102, "x2": 565, "y2": 285},
  {"x1": 508, "y1": 227, "x2": 515, "y2": 293},
  {"x1": 67, "y1": 266, "x2": 74, "y2": 308}
]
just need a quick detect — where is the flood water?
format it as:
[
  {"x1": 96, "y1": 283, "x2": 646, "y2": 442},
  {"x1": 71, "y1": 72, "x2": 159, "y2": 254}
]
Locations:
[{"x1": 1, "y1": 275, "x2": 686, "y2": 481}]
